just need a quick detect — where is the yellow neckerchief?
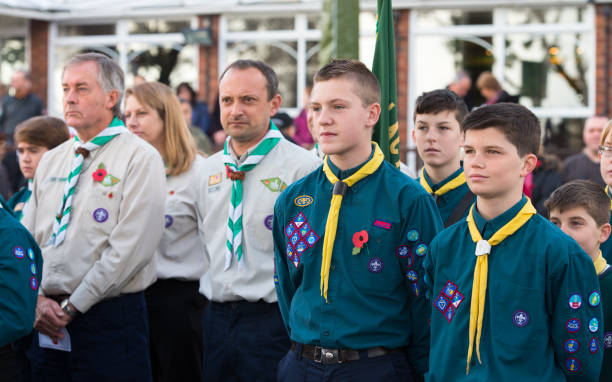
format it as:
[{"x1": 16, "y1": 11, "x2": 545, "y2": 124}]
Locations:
[
  {"x1": 606, "y1": 186, "x2": 612, "y2": 210},
  {"x1": 594, "y1": 250, "x2": 609, "y2": 275},
  {"x1": 320, "y1": 143, "x2": 385, "y2": 301},
  {"x1": 419, "y1": 167, "x2": 466, "y2": 196},
  {"x1": 464, "y1": 198, "x2": 536, "y2": 375}
]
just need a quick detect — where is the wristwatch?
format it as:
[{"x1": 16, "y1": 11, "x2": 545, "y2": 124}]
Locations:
[{"x1": 60, "y1": 298, "x2": 79, "y2": 319}]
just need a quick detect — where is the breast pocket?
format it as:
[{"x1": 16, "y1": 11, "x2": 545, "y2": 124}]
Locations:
[
  {"x1": 86, "y1": 192, "x2": 120, "y2": 238},
  {"x1": 348, "y1": 230, "x2": 402, "y2": 293}
]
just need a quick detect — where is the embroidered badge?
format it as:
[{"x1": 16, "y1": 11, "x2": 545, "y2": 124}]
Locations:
[
  {"x1": 261, "y1": 177, "x2": 288, "y2": 192},
  {"x1": 406, "y1": 229, "x2": 420, "y2": 242},
  {"x1": 294, "y1": 195, "x2": 313, "y2": 207},
  {"x1": 415, "y1": 244, "x2": 428, "y2": 257},
  {"x1": 512, "y1": 311, "x2": 529, "y2": 328},
  {"x1": 444, "y1": 306, "x2": 455, "y2": 322},
  {"x1": 411, "y1": 282, "x2": 420, "y2": 297},
  {"x1": 30, "y1": 263, "x2": 37, "y2": 275},
  {"x1": 442, "y1": 281, "x2": 457, "y2": 299},
  {"x1": 352, "y1": 230, "x2": 369, "y2": 255},
  {"x1": 165, "y1": 215, "x2": 173, "y2": 228},
  {"x1": 435, "y1": 282, "x2": 464, "y2": 322},
  {"x1": 284, "y1": 212, "x2": 320, "y2": 268},
  {"x1": 434, "y1": 295, "x2": 449, "y2": 313},
  {"x1": 406, "y1": 270, "x2": 419, "y2": 282},
  {"x1": 274, "y1": 274, "x2": 279, "y2": 285},
  {"x1": 588, "y1": 291, "x2": 600, "y2": 307},
  {"x1": 451, "y1": 292, "x2": 464, "y2": 309},
  {"x1": 588, "y1": 317, "x2": 599, "y2": 333},
  {"x1": 373, "y1": 220, "x2": 391, "y2": 230},
  {"x1": 208, "y1": 172, "x2": 222, "y2": 186},
  {"x1": 568, "y1": 294, "x2": 582, "y2": 309},
  {"x1": 93, "y1": 208, "x2": 109, "y2": 223},
  {"x1": 92, "y1": 163, "x2": 120, "y2": 187},
  {"x1": 589, "y1": 337, "x2": 599, "y2": 353},
  {"x1": 566, "y1": 319, "x2": 580, "y2": 333},
  {"x1": 264, "y1": 215, "x2": 273, "y2": 230},
  {"x1": 29, "y1": 276, "x2": 38, "y2": 290},
  {"x1": 368, "y1": 257, "x2": 384, "y2": 273},
  {"x1": 564, "y1": 357, "x2": 581, "y2": 372},
  {"x1": 604, "y1": 333, "x2": 612, "y2": 349},
  {"x1": 564, "y1": 339, "x2": 579, "y2": 353},
  {"x1": 396, "y1": 245, "x2": 411, "y2": 258},
  {"x1": 27, "y1": 248, "x2": 34, "y2": 261},
  {"x1": 13, "y1": 246, "x2": 25, "y2": 259}
]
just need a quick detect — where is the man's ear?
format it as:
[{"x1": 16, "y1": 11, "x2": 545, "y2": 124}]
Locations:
[
  {"x1": 106, "y1": 89, "x2": 119, "y2": 111},
  {"x1": 269, "y1": 94, "x2": 282, "y2": 116}
]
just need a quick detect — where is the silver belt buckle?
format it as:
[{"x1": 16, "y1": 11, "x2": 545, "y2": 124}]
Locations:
[{"x1": 315, "y1": 347, "x2": 339, "y2": 364}]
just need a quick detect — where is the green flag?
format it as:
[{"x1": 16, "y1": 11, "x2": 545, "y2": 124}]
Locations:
[{"x1": 372, "y1": 0, "x2": 400, "y2": 168}]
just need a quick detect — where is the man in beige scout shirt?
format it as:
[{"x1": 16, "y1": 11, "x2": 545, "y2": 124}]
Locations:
[
  {"x1": 22, "y1": 53, "x2": 165, "y2": 381},
  {"x1": 197, "y1": 59, "x2": 320, "y2": 381}
]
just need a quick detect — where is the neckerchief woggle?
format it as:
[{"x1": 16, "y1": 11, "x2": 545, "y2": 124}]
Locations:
[
  {"x1": 320, "y1": 143, "x2": 385, "y2": 301},
  {"x1": 464, "y1": 197, "x2": 536, "y2": 374},
  {"x1": 223, "y1": 122, "x2": 283, "y2": 270},
  {"x1": 419, "y1": 167, "x2": 466, "y2": 196},
  {"x1": 51, "y1": 117, "x2": 126, "y2": 247}
]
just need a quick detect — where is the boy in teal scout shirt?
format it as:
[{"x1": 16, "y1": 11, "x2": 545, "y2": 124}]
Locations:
[
  {"x1": 273, "y1": 59, "x2": 443, "y2": 381},
  {"x1": 545, "y1": 180, "x2": 612, "y2": 381},
  {"x1": 0, "y1": 203, "x2": 43, "y2": 380},
  {"x1": 424, "y1": 103, "x2": 603, "y2": 381},
  {"x1": 413, "y1": 89, "x2": 473, "y2": 227}
]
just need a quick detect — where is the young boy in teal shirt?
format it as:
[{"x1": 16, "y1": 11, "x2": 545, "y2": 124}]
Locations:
[
  {"x1": 545, "y1": 180, "x2": 612, "y2": 381},
  {"x1": 413, "y1": 89, "x2": 473, "y2": 227},
  {"x1": 273, "y1": 59, "x2": 443, "y2": 381},
  {"x1": 424, "y1": 103, "x2": 603, "y2": 381}
]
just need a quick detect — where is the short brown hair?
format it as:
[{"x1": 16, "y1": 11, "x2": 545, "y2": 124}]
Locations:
[
  {"x1": 476, "y1": 71, "x2": 501, "y2": 92},
  {"x1": 219, "y1": 59, "x2": 279, "y2": 100},
  {"x1": 599, "y1": 118, "x2": 612, "y2": 146},
  {"x1": 545, "y1": 180, "x2": 610, "y2": 226},
  {"x1": 313, "y1": 59, "x2": 381, "y2": 107},
  {"x1": 462, "y1": 103, "x2": 540, "y2": 157},
  {"x1": 414, "y1": 89, "x2": 469, "y2": 123},
  {"x1": 15, "y1": 116, "x2": 70, "y2": 149}
]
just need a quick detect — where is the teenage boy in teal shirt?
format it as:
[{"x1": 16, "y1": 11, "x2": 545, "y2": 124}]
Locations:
[
  {"x1": 424, "y1": 103, "x2": 603, "y2": 381},
  {"x1": 545, "y1": 180, "x2": 612, "y2": 381},
  {"x1": 273, "y1": 59, "x2": 443, "y2": 381},
  {"x1": 413, "y1": 89, "x2": 473, "y2": 227}
]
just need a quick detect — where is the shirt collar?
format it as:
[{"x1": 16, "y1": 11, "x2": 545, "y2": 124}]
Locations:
[
  {"x1": 327, "y1": 144, "x2": 375, "y2": 180},
  {"x1": 423, "y1": 167, "x2": 463, "y2": 191},
  {"x1": 473, "y1": 195, "x2": 528, "y2": 239},
  {"x1": 228, "y1": 128, "x2": 270, "y2": 166}
]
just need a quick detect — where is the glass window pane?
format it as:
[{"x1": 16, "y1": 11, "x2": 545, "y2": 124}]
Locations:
[
  {"x1": 415, "y1": 10, "x2": 493, "y2": 28},
  {"x1": 0, "y1": 38, "x2": 26, "y2": 85},
  {"x1": 307, "y1": 14, "x2": 320, "y2": 30},
  {"x1": 504, "y1": 32, "x2": 591, "y2": 108},
  {"x1": 128, "y1": 20, "x2": 191, "y2": 34},
  {"x1": 225, "y1": 42, "x2": 298, "y2": 107},
  {"x1": 127, "y1": 44, "x2": 197, "y2": 91},
  {"x1": 505, "y1": 7, "x2": 586, "y2": 25},
  {"x1": 58, "y1": 24, "x2": 116, "y2": 36},
  {"x1": 226, "y1": 16, "x2": 294, "y2": 32}
]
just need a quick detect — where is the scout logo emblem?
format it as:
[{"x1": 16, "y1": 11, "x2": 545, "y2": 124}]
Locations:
[
  {"x1": 406, "y1": 229, "x2": 419, "y2": 242},
  {"x1": 264, "y1": 215, "x2": 273, "y2": 230},
  {"x1": 284, "y1": 212, "x2": 320, "y2": 268},
  {"x1": 93, "y1": 208, "x2": 109, "y2": 223},
  {"x1": 29, "y1": 276, "x2": 37, "y2": 290},
  {"x1": 261, "y1": 177, "x2": 288, "y2": 192},
  {"x1": 434, "y1": 295, "x2": 449, "y2": 313},
  {"x1": 208, "y1": 172, "x2": 222, "y2": 186},
  {"x1": 589, "y1": 337, "x2": 599, "y2": 353},
  {"x1": 512, "y1": 311, "x2": 529, "y2": 328},
  {"x1": 92, "y1": 163, "x2": 120, "y2": 186},
  {"x1": 566, "y1": 319, "x2": 580, "y2": 333},
  {"x1": 368, "y1": 257, "x2": 384, "y2": 273},
  {"x1": 604, "y1": 333, "x2": 612, "y2": 349},
  {"x1": 444, "y1": 306, "x2": 455, "y2": 322},
  {"x1": 451, "y1": 292, "x2": 464, "y2": 309},
  {"x1": 165, "y1": 215, "x2": 173, "y2": 228},
  {"x1": 415, "y1": 244, "x2": 428, "y2": 257},
  {"x1": 588, "y1": 317, "x2": 599, "y2": 333},
  {"x1": 565, "y1": 357, "x2": 580, "y2": 372},
  {"x1": 588, "y1": 291, "x2": 600, "y2": 307},
  {"x1": 294, "y1": 195, "x2": 313, "y2": 207},
  {"x1": 568, "y1": 294, "x2": 582, "y2": 309},
  {"x1": 13, "y1": 246, "x2": 25, "y2": 259},
  {"x1": 406, "y1": 270, "x2": 418, "y2": 282},
  {"x1": 564, "y1": 339, "x2": 579, "y2": 353},
  {"x1": 373, "y1": 220, "x2": 391, "y2": 230},
  {"x1": 30, "y1": 263, "x2": 37, "y2": 275},
  {"x1": 396, "y1": 245, "x2": 410, "y2": 258},
  {"x1": 27, "y1": 248, "x2": 34, "y2": 260},
  {"x1": 442, "y1": 281, "x2": 457, "y2": 298}
]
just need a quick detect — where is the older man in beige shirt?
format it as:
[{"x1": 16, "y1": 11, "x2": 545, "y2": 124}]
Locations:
[{"x1": 22, "y1": 53, "x2": 165, "y2": 381}]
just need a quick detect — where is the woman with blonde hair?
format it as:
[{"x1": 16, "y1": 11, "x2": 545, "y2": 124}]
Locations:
[{"x1": 124, "y1": 81, "x2": 206, "y2": 382}]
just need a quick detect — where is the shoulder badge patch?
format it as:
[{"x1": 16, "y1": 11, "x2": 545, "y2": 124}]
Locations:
[
  {"x1": 568, "y1": 294, "x2": 582, "y2": 309},
  {"x1": 13, "y1": 246, "x2": 25, "y2": 259},
  {"x1": 588, "y1": 291, "x2": 600, "y2": 307},
  {"x1": 566, "y1": 318, "x2": 580, "y2": 333},
  {"x1": 294, "y1": 195, "x2": 313, "y2": 207}
]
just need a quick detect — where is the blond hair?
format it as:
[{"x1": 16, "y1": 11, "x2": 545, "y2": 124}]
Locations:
[
  {"x1": 599, "y1": 119, "x2": 612, "y2": 147},
  {"x1": 125, "y1": 82, "x2": 196, "y2": 176}
]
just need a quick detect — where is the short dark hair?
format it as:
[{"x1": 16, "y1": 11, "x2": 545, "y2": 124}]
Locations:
[
  {"x1": 545, "y1": 180, "x2": 610, "y2": 226},
  {"x1": 219, "y1": 59, "x2": 279, "y2": 100},
  {"x1": 15, "y1": 116, "x2": 70, "y2": 150},
  {"x1": 414, "y1": 89, "x2": 469, "y2": 123},
  {"x1": 313, "y1": 59, "x2": 381, "y2": 106},
  {"x1": 462, "y1": 103, "x2": 540, "y2": 156},
  {"x1": 176, "y1": 82, "x2": 198, "y2": 106}
]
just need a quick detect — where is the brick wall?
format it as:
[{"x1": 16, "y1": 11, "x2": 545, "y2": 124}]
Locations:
[
  {"x1": 395, "y1": 9, "x2": 410, "y2": 163},
  {"x1": 198, "y1": 15, "x2": 220, "y2": 110},
  {"x1": 29, "y1": 20, "x2": 49, "y2": 110}
]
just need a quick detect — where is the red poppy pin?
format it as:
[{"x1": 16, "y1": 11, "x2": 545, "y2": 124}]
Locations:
[
  {"x1": 92, "y1": 163, "x2": 120, "y2": 186},
  {"x1": 352, "y1": 230, "x2": 369, "y2": 255}
]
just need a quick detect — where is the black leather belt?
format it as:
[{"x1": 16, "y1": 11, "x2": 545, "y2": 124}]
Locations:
[{"x1": 291, "y1": 342, "x2": 402, "y2": 364}]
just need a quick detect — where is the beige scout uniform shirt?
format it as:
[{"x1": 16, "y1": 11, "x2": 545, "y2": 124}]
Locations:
[
  {"x1": 157, "y1": 154, "x2": 207, "y2": 280},
  {"x1": 197, "y1": 137, "x2": 321, "y2": 303},
  {"x1": 22, "y1": 132, "x2": 166, "y2": 313}
]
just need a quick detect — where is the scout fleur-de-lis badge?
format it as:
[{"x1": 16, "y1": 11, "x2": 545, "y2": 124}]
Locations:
[
  {"x1": 92, "y1": 163, "x2": 120, "y2": 186},
  {"x1": 351, "y1": 230, "x2": 369, "y2": 255}
]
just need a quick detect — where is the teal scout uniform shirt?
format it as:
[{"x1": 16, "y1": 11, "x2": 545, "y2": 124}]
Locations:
[
  {"x1": 424, "y1": 196, "x2": 604, "y2": 381},
  {"x1": 7, "y1": 186, "x2": 31, "y2": 221},
  {"x1": 601, "y1": 266, "x2": 612, "y2": 381},
  {"x1": 419, "y1": 168, "x2": 473, "y2": 227},
  {"x1": 273, "y1": 154, "x2": 443, "y2": 375},
  {"x1": 0, "y1": 195, "x2": 16, "y2": 218},
  {"x1": 0, "y1": 204, "x2": 43, "y2": 347}
]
